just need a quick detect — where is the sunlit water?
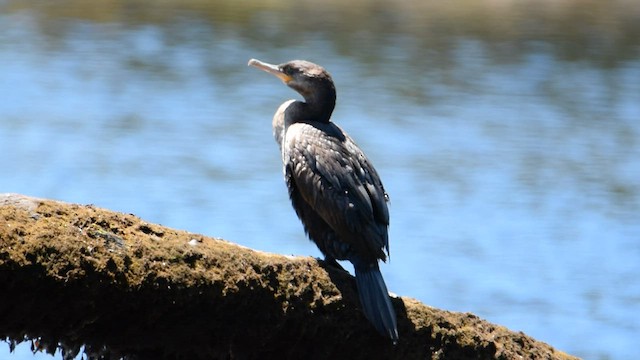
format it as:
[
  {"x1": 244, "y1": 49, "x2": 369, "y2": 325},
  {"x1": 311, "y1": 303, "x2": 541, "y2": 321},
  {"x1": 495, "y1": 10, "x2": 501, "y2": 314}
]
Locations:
[{"x1": 1, "y1": 4, "x2": 639, "y2": 359}]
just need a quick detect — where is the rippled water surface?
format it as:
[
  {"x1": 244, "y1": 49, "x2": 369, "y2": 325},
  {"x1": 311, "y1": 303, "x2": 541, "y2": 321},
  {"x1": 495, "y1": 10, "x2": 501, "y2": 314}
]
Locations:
[{"x1": 1, "y1": 1, "x2": 639, "y2": 359}]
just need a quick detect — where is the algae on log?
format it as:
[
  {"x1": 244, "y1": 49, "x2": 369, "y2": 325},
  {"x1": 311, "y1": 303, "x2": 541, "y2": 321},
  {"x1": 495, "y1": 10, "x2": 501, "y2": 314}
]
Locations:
[{"x1": 0, "y1": 193, "x2": 577, "y2": 360}]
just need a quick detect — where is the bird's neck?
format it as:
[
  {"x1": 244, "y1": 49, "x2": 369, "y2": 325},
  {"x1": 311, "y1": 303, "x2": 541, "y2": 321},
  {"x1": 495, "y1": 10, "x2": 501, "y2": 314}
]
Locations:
[
  {"x1": 292, "y1": 83, "x2": 336, "y2": 123},
  {"x1": 307, "y1": 87, "x2": 336, "y2": 123}
]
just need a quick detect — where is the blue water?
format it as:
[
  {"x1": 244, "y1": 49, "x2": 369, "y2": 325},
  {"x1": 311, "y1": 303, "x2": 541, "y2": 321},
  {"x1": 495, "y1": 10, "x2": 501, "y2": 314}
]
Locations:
[{"x1": 1, "y1": 7, "x2": 639, "y2": 359}]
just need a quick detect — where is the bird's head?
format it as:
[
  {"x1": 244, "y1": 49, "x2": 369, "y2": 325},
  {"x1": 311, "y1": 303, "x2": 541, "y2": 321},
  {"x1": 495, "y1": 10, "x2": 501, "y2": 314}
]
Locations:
[{"x1": 248, "y1": 59, "x2": 335, "y2": 103}]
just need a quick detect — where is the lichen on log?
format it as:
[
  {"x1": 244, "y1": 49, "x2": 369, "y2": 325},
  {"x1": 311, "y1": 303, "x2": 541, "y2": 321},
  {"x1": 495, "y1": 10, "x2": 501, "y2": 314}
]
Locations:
[{"x1": 0, "y1": 193, "x2": 578, "y2": 360}]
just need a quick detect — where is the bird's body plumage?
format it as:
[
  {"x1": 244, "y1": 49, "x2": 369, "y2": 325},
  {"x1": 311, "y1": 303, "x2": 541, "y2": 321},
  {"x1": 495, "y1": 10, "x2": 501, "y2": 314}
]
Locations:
[
  {"x1": 282, "y1": 119, "x2": 389, "y2": 263},
  {"x1": 249, "y1": 58, "x2": 398, "y2": 342}
]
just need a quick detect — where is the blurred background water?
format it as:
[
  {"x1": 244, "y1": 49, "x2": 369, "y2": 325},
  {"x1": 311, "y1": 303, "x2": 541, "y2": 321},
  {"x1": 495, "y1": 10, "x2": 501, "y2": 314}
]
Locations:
[{"x1": 1, "y1": 0, "x2": 639, "y2": 359}]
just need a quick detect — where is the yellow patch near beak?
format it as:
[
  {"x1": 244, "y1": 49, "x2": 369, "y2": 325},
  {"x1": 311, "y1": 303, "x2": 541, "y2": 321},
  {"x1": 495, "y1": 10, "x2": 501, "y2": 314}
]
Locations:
[{"x1": 276, "y1": 73, "x2": 293, "y2": 83}]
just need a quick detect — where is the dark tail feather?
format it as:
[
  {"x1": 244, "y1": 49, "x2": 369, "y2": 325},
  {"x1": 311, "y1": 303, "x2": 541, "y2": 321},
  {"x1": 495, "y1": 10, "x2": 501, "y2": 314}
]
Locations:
[{"x1": 354, "y1": 264, "x2": 399, "y2": 343}]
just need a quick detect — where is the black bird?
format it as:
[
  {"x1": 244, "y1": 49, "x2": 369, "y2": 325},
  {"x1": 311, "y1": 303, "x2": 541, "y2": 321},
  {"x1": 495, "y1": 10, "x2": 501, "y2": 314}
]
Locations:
[{"x1": 248, "y1": 59, "x2": 398, "y2": 342}]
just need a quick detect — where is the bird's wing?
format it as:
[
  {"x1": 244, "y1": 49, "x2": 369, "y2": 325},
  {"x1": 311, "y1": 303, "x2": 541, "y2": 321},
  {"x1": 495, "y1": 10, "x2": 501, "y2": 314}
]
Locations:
[
  {"x1": 284, "y1": 121, "x2": 389, "y2": 262},
  {"x1": 285, "y1": 166, "x2": 353, "y2": 260}
]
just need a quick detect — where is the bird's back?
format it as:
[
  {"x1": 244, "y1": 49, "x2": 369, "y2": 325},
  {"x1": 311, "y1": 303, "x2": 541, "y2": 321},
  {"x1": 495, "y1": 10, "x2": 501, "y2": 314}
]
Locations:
[{"x1": 282, "y1": 119, "x2": 390, "y2": 265}]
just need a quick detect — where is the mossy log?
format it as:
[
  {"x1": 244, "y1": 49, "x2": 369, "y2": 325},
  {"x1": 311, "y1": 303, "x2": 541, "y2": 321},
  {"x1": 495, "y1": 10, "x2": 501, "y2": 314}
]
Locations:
[{"x1": 0, "y1": 194, "x2": 578, "y2": 360}]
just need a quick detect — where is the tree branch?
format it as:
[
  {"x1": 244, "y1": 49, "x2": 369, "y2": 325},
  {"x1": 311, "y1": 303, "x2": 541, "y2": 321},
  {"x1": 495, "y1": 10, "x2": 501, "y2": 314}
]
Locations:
[{"x1": 0, "y1": 194, "x2": 577, "y2": 360}]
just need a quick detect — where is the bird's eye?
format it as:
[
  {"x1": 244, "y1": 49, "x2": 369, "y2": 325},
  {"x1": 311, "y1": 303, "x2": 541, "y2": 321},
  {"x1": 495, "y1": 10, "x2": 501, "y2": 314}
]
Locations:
[{"x1": 282, "y1": 66, "x2": 293, "y2": 75}]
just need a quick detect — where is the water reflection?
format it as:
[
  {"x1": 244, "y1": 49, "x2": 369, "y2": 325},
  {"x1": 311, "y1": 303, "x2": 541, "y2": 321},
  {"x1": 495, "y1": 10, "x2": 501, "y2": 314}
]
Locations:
[{"x1": 1, "y1": 1, "x2": 639, "y2": 359}]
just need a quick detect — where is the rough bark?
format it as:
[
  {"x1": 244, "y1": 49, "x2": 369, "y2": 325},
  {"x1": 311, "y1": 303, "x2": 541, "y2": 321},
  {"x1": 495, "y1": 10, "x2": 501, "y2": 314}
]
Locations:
[{"x1": 0, "y1": 193, "x2": 578, "y2": 360}]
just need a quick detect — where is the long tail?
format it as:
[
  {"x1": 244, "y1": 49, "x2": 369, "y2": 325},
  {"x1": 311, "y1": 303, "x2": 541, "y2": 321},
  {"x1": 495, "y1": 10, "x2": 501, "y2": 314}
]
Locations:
[{"x1": 354, "y1": 263, "x2": 399, "y2": 343}]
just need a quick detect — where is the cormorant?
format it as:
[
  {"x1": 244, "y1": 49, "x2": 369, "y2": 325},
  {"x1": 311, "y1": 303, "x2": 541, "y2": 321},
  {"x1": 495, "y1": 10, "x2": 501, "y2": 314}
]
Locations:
[{"x1": 248, "y1": 58, "x2": 398, "y2": 342}]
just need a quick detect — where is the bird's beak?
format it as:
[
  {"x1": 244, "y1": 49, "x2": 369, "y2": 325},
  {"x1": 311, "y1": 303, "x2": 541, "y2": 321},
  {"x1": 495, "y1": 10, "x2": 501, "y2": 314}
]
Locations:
[{"x1": 248, "y1": 58, "x2": 292, "y2": 84}]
